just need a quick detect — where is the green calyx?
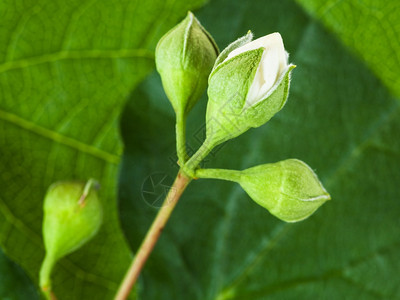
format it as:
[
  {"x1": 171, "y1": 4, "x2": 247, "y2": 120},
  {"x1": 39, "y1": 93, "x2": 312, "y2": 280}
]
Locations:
[
  {"x1": 240, "y1": 159, "x2": 330, "y2": 222},
  {"x1": 212, "y1": 30, "x2": 253, "y2": 72},
  {"x1": 156, "y1": 11, "x2": 219, "y2": 116},
  {"x1": 196, "y1": 159, "x2": 331, "y2": 222},
  {"x1": 39, "y1": 180, "x2": 103, "y2": 297},
  {"x1": 206, "y1": 46, "x2": 295, "y2": 147}
]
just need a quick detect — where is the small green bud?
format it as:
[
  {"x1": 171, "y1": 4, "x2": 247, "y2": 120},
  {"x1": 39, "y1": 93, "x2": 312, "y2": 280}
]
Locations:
[
  {"x1": 156, "y1": 11, "x2": 219, "y2": 115},
  {"x1": 239, "y1": 159, "x2": 330, "y2": 222},
  {"x1": 205, "y1": 32, "x2": 295, "y2": 147},
  {"x1": 39, "y1": 180, "x2": 102, "y2": 296}
]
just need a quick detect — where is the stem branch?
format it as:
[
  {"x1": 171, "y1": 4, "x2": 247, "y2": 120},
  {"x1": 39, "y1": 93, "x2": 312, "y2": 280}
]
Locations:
[
  {"x1": 183, "y1": 138, "x2": 216, "y2": 177},
  {"x1": 114, "y1": 171, "x2": 191, "y2": 300},
  {"x1": 195, "y1": 168, "x2": 242, "y2": 182}
]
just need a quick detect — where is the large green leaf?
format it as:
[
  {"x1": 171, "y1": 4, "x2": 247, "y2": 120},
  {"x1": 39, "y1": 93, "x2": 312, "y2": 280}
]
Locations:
[
  {"x1": 295, "y1": 0, "x2": 400, "y2": 98},
  {"x1": 119, "y1": 0, "x2": 400, "y2": 299},
  {"x1": 0, "y1": 0, "x2": 206, "y2": 299}
]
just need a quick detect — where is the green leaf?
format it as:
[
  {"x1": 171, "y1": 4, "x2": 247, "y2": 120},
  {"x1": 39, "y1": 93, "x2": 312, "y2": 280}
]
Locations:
[
  {"x1": 295, "y1": 0, "x2": 400, "y2": 98},
  {"x1": 0, "y1": 0, "x2": 207, "y2": 299},
  {"x1": 119, "y1": 0, "x2": 400, "y2": 299}
]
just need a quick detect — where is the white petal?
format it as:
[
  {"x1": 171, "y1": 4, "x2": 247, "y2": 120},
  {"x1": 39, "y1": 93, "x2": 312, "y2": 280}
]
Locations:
[
  {"x1": 227, "y1": 35, "x2": 268, "y2": 59},
  {"x1": 223, "y1": 32, "x2": 289, "y2": 107}
]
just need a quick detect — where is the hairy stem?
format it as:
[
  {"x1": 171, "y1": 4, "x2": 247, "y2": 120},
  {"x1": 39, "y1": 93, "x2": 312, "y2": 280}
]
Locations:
[
  {"x1": 176, "y1": 112, "x2": 188, "y2": 164},
  {"x1": 114, "y1": 171, "x2": 191, "y2": 300},
  {"x1": 195, "y1": 168, "x2": 242, "y2": 182}
]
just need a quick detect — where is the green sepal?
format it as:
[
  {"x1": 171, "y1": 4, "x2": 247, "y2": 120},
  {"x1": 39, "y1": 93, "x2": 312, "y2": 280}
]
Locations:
[
  {"x1": 156, "y1": 11, "x2": 219, "y2": 115},
  {"x1": 239, "y1": 159, "x2": 331, "y2": 222},
  {"x1": 245, "y1": 64, "x2": 295, "y2": 128},
  {"x1": 212, "y1": 31, "x2": 253, "y2": 72},
  {"x1": 206, "y1": 46, "x2": 295, "y2": 147}
]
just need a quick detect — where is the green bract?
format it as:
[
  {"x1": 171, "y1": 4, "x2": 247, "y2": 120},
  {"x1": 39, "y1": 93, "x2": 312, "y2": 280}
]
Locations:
[
  {"x1": 39, "y1": 180, "x2": 103, "y2": 295},
  {"x1": 239, "y1": 159, "x2": 330, "y2": 222},
  {"x1": 156, "y1": 11, "x2": 219, "y2": 115}
]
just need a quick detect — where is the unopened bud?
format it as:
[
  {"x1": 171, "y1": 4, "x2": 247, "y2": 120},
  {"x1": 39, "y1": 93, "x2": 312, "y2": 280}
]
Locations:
[
  {"x1": 239, "y1": 159, "x2": 330, "y2": 222},
  {"x1": 205, "y1": 32, "x2": 295, "y2": 147},
  {"x1": 156, "y1": 11, "x2": 219, "y2": 115},
  {"x1": 39, "y1": 180, "x2": 102, "y2": 295}
]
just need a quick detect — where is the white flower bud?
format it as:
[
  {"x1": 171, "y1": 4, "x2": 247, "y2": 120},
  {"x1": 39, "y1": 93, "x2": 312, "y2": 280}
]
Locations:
[
  {"x1": 225, "y1": 33, "x2": 289, "y2": 107},
  {"x1": 205, "y1": 32, "x2": 295, "y2": 147}
]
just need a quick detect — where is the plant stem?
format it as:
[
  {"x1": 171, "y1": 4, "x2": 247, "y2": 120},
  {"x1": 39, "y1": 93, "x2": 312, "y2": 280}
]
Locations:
[
  {"x1": 40, "y1": 285, "x2": 58, "y2": 300},
  {"x1": 114, "y1": 171, "x2": 191, "y2": 300},
  {"x1": 176, "y1": 112, "x2": 188, "y2": 164},
  {"x1": 183, "y1": 138, "x2": 216, "y2": 177},
  {"x1": 39, "y1": 254, "x2": 57, "y2": 300},
  {"x1": 195, "y1": 168, "x2": 242, "y2": 182}
]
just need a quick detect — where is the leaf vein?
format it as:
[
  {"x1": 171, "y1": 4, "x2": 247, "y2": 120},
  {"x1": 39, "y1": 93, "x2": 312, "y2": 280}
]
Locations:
[
  {"x1": 59, "y1": 0, "x2": 101, "y2": 51},
  {"x1": 0, "y1": 48, "x2": 154, "y2": 74},
  {"x1": 0, "y1": 109, "x2": 120, "y2": 165}
]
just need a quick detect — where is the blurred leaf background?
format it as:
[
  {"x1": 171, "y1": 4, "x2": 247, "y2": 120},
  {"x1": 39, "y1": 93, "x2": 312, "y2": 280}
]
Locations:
[{"x1": 1, "y1": 0, "x2": 399, "y2": 299}]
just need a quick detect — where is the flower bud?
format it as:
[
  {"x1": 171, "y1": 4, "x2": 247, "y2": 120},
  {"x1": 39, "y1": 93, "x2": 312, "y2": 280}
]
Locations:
[
  {"x1": 40, "y1": 180, "x2": 102, "y2": 293},
  {"x1": 239, "y1": 159, "x2": 330, "y2": 222},
  {"x1": 156, "y1": 12, "x2": 219, "y2": 115},
  {"x1": 205, "y1": 32, "x2": 295, "y2": 147}
]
